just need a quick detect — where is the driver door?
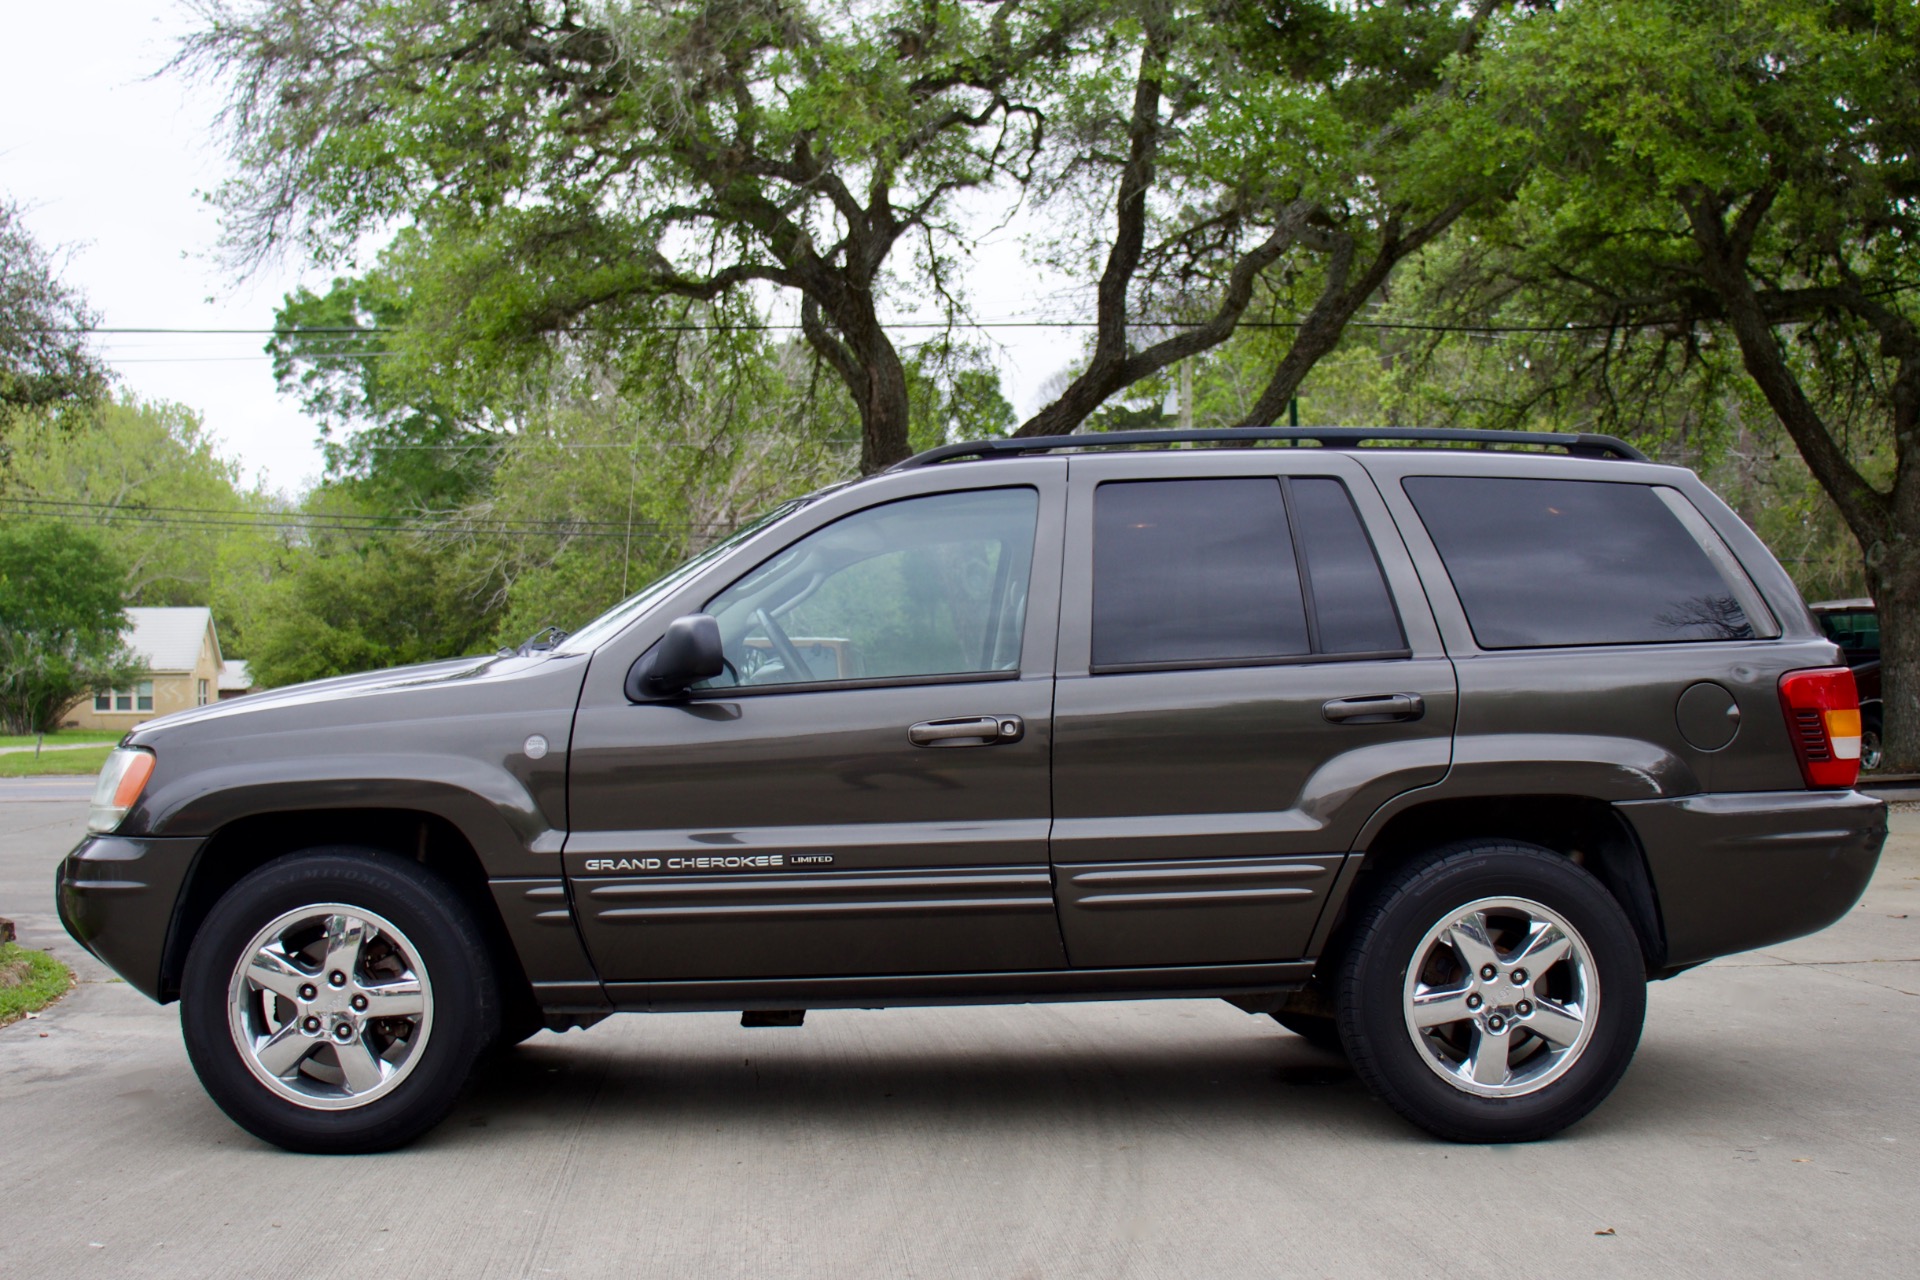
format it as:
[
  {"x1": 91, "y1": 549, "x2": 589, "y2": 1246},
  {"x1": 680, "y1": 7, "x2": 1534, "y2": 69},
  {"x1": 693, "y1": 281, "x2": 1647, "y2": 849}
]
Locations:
[{"x1": 565, "y1": 468, "x2": 1069, "y2": 986}]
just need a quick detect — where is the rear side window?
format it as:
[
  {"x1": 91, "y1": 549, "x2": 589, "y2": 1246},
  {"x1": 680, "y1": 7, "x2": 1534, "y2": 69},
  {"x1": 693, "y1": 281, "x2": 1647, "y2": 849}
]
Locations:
[
  {"x1": 1091, "y1": 477, "x2": 1405, "y2": 670},
  {"x1": 1404, "y1": 476, "x2": 1757, "y2": 649},
  {"x1": 1292, "y1": 478, "x2": 1405, "y2": 654}
]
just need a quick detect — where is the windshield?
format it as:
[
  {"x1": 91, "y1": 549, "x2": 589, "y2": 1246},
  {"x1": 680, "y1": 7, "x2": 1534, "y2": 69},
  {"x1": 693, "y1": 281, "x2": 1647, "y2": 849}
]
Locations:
[{"x1": 551, "y1": 498, "x2": 813, "y2": 655}]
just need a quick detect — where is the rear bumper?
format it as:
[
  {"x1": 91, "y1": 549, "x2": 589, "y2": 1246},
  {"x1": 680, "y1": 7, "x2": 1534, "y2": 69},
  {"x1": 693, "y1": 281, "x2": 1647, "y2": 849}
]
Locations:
[
  {"x1": 1618, "y1": 790, "x2": 1887, "y2": 968},
  {"x1": 56, "y1": 834, "x2": 204, "y2": 1003}
]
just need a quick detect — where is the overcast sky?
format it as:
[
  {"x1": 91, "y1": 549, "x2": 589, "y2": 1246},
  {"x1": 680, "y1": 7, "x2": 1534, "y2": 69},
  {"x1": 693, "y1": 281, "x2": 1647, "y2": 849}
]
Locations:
[{"x1": 0, "y1": 2, "x2": 1085, "y2": 497}]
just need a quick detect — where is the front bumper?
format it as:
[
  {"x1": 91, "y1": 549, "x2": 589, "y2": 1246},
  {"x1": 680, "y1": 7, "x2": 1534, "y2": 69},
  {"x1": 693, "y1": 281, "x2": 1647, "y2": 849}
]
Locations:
[
  {"x1": 1619, "y1": 789, "x2": 1887, "y2": 968},
  {"x1": 56, "y1": 833, "x2": 205, "y2": 1003}
]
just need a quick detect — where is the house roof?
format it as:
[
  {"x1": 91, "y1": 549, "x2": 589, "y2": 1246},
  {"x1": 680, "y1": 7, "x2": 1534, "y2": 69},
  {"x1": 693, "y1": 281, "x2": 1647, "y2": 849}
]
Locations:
[
  {"x1": 219, "y1": 659, "x2": 252, "y2": 692},
  {"x1": 125, "y1": 607, "x2": 219, "y2": 673}
]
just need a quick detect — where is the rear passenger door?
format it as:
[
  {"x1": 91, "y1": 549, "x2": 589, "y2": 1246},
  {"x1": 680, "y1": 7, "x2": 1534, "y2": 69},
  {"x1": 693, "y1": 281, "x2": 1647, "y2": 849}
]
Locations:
[{"x1": 1050, "y1": 451, "x2": 1457, "y2": 968}]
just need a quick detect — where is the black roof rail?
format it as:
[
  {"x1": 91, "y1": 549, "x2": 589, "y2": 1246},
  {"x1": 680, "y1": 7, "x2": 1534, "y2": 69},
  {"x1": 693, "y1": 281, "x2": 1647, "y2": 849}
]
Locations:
[{"x1": 890, "y1": 427, "x2": 1649, "y2": 470}]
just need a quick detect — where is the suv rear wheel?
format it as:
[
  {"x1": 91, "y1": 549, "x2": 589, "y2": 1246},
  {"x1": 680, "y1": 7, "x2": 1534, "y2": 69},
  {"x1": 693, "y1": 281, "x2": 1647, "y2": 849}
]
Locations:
[
  {"x1": 1336, "y1": 842, "x2": 1646, "y2": 1143},
  {"x1": 179, "y1": 849, "x2": 499, "y2": 1153}
]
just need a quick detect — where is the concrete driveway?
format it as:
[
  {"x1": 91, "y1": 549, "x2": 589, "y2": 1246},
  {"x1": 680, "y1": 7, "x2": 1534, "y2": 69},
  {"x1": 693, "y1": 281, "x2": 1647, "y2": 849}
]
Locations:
[{"x1": 3, "y1": 788, "x2": 1915, "y2": 1278}]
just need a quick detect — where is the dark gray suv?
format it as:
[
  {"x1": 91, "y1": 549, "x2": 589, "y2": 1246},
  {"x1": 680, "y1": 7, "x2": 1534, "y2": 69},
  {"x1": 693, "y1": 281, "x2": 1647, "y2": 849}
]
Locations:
[{"x1": 59, "y1": 428, "x2": 1887, "y2": 1152}]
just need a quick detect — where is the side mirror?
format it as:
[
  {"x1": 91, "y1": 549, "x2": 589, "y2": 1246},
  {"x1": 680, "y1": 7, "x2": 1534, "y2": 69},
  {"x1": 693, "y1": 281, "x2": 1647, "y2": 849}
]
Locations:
[{"x1": 626, "y1": 614, "x2": 726, "y2": 701}]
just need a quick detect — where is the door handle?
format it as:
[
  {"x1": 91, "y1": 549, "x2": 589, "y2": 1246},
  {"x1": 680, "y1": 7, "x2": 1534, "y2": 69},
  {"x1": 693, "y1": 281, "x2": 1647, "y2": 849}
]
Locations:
[
  {"x1": 1322, "y1": 694, "x2": 1425, "y2": 725},
  {"x1": 908, "y1": 716, "x2": 1024, "y2": 747}
]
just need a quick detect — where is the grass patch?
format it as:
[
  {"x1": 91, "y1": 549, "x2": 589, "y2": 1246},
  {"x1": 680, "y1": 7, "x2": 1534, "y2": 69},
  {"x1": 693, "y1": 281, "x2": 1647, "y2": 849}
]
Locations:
[
  {"x1": 0, "y1": 745, "x2": 114, "y2": 778},
  {"x1": 1, "y1": 943, "x2": 74, "y2": 1026},
  {"x1": 0, "y1": 730, "x2": 123, "y2": 749}
]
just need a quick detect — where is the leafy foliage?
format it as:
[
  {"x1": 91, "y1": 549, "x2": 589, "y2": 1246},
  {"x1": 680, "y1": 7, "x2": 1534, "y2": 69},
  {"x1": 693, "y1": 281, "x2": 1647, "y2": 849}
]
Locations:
[
  {"x1": 0, "y1": 197, "x2": 108, "y2": 415},
  {"x1": 233, "y1": 489, "x2": 505, "y2": 688},
  {"x1": 0, "y1": 522, "x2": 143, "y2": 734},
  {"x1": 2, "y1": 395, "x2": 277, "y2": 622},
  {"x1": 269, "y1": 269, "x2": 497, "y2": 512}
]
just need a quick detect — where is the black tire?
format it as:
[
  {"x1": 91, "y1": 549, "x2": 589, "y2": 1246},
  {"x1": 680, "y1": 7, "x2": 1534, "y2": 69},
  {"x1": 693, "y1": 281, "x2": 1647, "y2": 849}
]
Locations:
[
  {"x1": 1335, "y1": 841, "x2": 1646, "y2": 1143},
  {"x1": 1271, "y1": 1010, "x2": 1346, "y2": 1055},
  {"x1": 180, "y1": 849, "x2": 500, "y2": 1154}
]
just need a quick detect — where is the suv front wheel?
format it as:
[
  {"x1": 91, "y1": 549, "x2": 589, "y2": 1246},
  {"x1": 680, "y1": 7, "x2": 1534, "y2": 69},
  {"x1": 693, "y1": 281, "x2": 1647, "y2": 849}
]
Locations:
[
  {"x1": 179, "y1": 849, "x2": 500, "y2": 1153},
  {"x1": 1336, "y1": 842, "x2": 1646, "y2": 1143}
]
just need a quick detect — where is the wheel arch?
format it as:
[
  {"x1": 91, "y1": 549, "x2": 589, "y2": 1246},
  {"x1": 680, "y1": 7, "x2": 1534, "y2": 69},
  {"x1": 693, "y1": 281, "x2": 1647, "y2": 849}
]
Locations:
[
  {"x1": 156, "y1": 807, "x2": 534, "y2": 1013},
  {"x1": 1328, "y1": 794, "x2": 1669, "y2": 975}
]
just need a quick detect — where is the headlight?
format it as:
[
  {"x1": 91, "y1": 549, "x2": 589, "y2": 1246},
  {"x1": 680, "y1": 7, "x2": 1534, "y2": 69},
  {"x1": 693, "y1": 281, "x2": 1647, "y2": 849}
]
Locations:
[{"x1": 88, "y1": 748, "x2": 155, "y2": 834}]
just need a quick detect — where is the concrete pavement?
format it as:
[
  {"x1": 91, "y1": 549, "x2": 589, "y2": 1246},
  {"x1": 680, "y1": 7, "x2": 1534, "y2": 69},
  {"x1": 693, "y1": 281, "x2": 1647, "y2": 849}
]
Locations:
[{"x1": 2, "y1": 797, "x2": 1915, "y2": 1278}]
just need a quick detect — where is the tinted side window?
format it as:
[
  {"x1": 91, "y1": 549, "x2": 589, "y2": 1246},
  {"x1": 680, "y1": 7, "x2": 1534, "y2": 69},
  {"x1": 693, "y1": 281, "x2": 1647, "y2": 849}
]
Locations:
[
  {"x1": 1404, "y1": 476, "x2": 1756, "y2": 648},
  {"x1": 1291, "y1": 478, "x2": 1404, "y2": 654},
  {"x1": 703, "y1": 487, "x2": 1038, "y2": 686},
  {"x1": 1092, "y1": 478, "x2": 1309, "y2": 668}
]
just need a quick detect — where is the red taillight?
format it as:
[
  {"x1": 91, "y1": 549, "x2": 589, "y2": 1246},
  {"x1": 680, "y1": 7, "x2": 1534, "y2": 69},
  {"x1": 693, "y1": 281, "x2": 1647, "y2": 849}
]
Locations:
[{"x1": 1778, "y1": 667, "x2": 1862, "y2": 789}]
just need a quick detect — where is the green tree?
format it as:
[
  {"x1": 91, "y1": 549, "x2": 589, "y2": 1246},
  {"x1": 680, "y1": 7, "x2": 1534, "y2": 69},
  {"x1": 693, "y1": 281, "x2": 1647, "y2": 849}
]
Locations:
[
  {"x1": 478, "y1": 333, "x2": 856, "y2": 642},
  {"x1": 184, "y1": 1, "x2": 1533, "y2": 471},
  {"x1": 1014, "y1": 0, "x2": 1513, "y2": 438},
  {"x1": 0, "y1": 196, "x2": 108, "y2": 417},
  {"x1": 1, "y1": 395, "x2": 276, "y2": 626},
  {"x1": 237, "y1": 489, "x2": 504, "y2": 688},
  {"x1": 185, "y1": 0, "x2": 1095, "y2": 473},
  {"x1": 269, "y1": 271, "x2": 497, "y2": 512},
  {"x1": 0, "y1": 522, "x2": 142, "y2": 734}
]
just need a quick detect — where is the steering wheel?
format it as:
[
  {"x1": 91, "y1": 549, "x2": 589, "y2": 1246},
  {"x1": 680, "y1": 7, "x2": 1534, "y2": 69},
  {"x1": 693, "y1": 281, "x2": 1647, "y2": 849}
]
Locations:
[{"x1": 752, "y1": 607, "x2": 814, "y2": 682}]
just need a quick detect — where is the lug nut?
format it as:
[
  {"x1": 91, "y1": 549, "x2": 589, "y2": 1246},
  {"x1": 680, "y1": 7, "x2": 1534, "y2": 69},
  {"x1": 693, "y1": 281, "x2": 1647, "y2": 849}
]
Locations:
[
  {"x1": 1511, "y1": 968, "x2": 1529, "y2": 985},
  {"x1": 1466, "y1": 994, "x2": 1483, "y2": 1010},
  {"x1": 302, "y1": 1016, "x2": 321, "y2": 1033},
  {"x1": 333, "y1": 1023, "x2": 353, "y2": 1041},
  {"x1": 1517, "y1": 1000, "x2": 1533, "y2": 1016},
  {"x1": 1479, "y1": 965, "x2": 1497, "y2": 981},
  {"x1": 351, "y1": 994, "x2": 368, "y2": 1012},
  {"x1": 299, "y1": 984, "x2": 317, "y2": 1001},
  {"x1": 1487, "y1": 1014, "x2": 1507, "y2": 1032},
  {"x1": 328, "y1": 971, "x2": 347, "y2": 988}
]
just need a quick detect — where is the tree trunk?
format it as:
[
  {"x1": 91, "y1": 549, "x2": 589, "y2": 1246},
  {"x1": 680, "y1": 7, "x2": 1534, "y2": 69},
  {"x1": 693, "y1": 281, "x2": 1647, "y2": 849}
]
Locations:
[
  {"x1": 799, "y1": 295, "x2": 913, "y2": 474},
  {"x1": 1864, "y1": 545, "x2": 1920, "y2": 772},
  {"x1": 849, "y1": 329, "x2": 913, "y2": 475}
]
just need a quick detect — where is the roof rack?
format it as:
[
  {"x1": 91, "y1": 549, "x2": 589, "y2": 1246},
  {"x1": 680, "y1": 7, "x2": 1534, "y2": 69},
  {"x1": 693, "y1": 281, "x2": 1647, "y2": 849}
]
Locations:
[{"x1": 890, "y1": 427, "x2": 1649, "y2": 470}]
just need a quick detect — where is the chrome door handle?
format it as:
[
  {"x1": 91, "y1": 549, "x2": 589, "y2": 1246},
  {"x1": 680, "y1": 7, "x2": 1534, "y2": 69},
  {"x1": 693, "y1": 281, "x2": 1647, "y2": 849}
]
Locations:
[
  {"x1": 1322, "y1": 694, "x2": 1425, "y2": 725},
  {"x1": 908, "y1": 716, "x2": 1024, "y2": 746}
]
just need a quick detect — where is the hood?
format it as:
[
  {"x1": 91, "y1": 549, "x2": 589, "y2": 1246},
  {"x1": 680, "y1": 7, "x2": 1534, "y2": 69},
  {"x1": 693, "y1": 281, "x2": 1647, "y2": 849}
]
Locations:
[{"x1": 124, "y1": 651, "x2": 560, "y2": 741}]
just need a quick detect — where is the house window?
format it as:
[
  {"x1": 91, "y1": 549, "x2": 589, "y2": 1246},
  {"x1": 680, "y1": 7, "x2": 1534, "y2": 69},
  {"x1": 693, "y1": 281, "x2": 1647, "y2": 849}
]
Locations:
[
  {"x1": 197, "y1": 678, "x2": 209, "y2": 706},
  {"x1": 95, "y1": 681, "x2": 154, "y2": 712}
]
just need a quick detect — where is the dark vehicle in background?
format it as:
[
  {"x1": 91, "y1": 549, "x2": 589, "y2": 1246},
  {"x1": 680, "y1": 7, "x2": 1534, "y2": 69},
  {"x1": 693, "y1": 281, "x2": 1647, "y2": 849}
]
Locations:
[
  {"x1": 58, "y1": 428, "x2": 1887, "y2": 1154},
  {"x1": 1811, "y1": 599, "x2": 1883, "y2": 770}
]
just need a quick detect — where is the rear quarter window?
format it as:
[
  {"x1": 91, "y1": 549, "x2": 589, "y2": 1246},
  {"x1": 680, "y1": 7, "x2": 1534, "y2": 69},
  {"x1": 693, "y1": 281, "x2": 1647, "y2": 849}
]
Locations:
[{"x1": 1403, "y1": 476, "x2": 1761, "y2": 649}]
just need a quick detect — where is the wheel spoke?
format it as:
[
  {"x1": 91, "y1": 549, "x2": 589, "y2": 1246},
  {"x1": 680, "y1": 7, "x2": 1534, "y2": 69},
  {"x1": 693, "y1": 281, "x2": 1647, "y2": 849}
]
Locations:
[
  {"x1": 1514, "y1": 922, "x2": 1573, "y2": 978},
  {"x1": 334, "y1": 1039, "x2": 388, "y2": 1096},
  {"x1": 254, "y1": 1024, "x2": 314, "y2": 1078},
  {"x1": 1524, "y1": 995, "x2": 1586, "y2": 1047},
  {"x1": 1411, "y1": 983, "x2": 1475, "y2": 1029},
  {"x1": 1447, "y1": 912, "x2": 1501, "y2": 976},
  {"x1": 358, "y1": 979, "x2": 424, "y2": 1019},
  {"x1": 321, "y1": 914, "x2": 369, "y2": 982},
  {"x1": 246, "y1": 946, "x2": 310, "y2": 1002},
  {"x1": 1468, "y1": 1025, "x2": 1512, "y2": 1087}
]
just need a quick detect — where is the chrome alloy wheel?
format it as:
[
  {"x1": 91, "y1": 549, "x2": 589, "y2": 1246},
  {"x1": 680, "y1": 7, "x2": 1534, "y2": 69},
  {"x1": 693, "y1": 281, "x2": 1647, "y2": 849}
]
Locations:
[
  {"x1": 1401, "y1": 896, "x2": 1599, "y2": 1098},
  {"x1": 226, "y1": 905, "x2": 435, "y2": 1110}
]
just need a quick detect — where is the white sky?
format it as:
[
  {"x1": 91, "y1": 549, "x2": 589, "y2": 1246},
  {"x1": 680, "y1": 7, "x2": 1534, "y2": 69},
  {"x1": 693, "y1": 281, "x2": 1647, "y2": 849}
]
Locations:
[{"x1": 0, "y1": 2, "x2": 1086, "y2": 497}]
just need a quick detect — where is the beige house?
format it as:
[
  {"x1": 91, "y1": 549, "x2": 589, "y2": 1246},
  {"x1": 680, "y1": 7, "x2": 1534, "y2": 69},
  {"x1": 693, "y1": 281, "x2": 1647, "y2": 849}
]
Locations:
[{"x1": 64, "y1": 607, "x2": 225, "y2": 731}]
